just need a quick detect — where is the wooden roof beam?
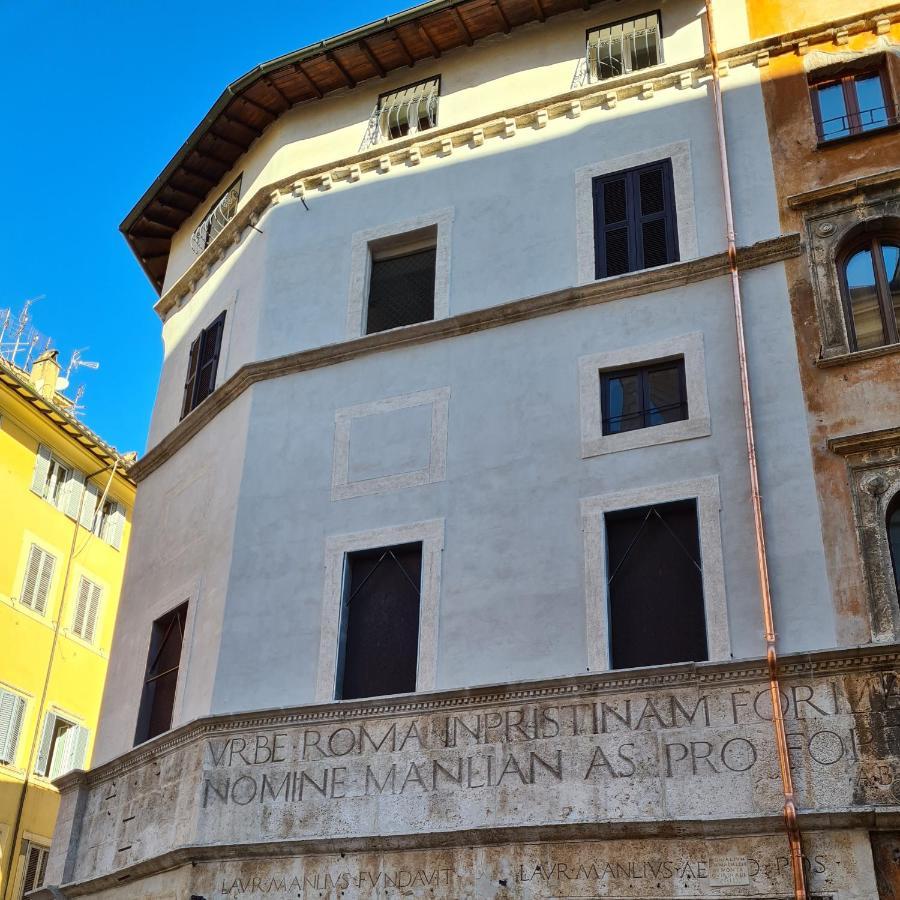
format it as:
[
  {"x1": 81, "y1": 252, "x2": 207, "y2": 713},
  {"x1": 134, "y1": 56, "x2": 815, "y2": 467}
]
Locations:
[
  {"x1": 418, "y1": 21, "x2": 441, "y2": 57},
  {"x1": 164, "y1": 184, "x2": 206, "y2": 202},
  {"x1": 260, "y1": 74, "x2": 292, "y2": 111},
  {"x1": 295, "y1": 62, "x2": 324, "y2": 99},
  {"x1": 450, "y1": 7, "x2": 474, "y2": 46},
  {"x1": 220, "y1": 114, "x2": 264, "y2": 141},
  {"x1": 326, "y1": 51, "x2": 356, "y2": 88},
  {"x1": 359, "y1": 39, "x2": 387, "y2": 77},
  {"x1": 235, "y1": 93, "x2": 280, "y2": 120},
  {"x1": 393, "y1": 27, "x2": 416, "y2": 67},
  {"x1": 204, "y1": 130, "x2": 248, "y2": 154},
  {"x1": 493, "y1": 0, "x2": 512, "y2": 33},
  {"x1": 531, "y1": 0, "x2": 547, "y2": 22}
]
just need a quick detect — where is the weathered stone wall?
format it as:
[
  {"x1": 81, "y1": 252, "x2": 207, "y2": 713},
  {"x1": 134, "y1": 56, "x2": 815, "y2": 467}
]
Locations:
[{"x1": 45, "y1": 648, "x2": 900, "y2": 897}]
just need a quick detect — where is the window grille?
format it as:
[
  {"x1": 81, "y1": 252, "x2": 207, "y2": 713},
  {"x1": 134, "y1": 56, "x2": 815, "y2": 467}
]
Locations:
[
  {"x1": 361, "y1": 77, "x2": 440, "y2": 149},
  {"x1": 72, "y1": 576, "x2": 102, "y2": 643},
  {"x1": 337, "y1": 543, "x2": 422, "y2": 700},
  {"x1": 190, "y1": 176, "x2": 242, "y2": 256},
  {"x1": 600, "y1": 359, "x2": 688, "y2": 435},
  {"x1": 134, "y1": 603, "x2": 188, "y2": 745},
  {"x1": 587, "y1": 13, "x2": 661, "y2": 83},
  {"x1": 20, "y1": 842, "x2": 49, "y2": 897},
  {"x1": 593, "y1": 159, "x2": 678, "y2": 278},
  {"x1": 20, "y1": 544, "x2": 56, "y2": 615},
  {"x1": 606, "y1": 499, "x2": 708, "y2": 669},
  {"x1": 0, "y1": 689, "x2": 26, "y2": 765},
  {"x1": 366, "y1": 246, "x2": 437, "y2": 334}
]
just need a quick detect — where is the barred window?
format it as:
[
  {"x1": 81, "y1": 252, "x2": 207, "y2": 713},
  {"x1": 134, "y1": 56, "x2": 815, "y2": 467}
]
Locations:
[
  {"x1": 190, "y1": 176, "x2": 242, "y2": 256},
  {"x1": 376, "y1": 77, "x2": 440, "y2": 144},
  {"x1": 587, "y1": 12, "x2": 661, "y2": 82}
]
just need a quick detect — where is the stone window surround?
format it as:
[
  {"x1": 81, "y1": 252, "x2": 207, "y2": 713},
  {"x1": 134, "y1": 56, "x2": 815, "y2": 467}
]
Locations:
[
  {"x1": 331, "y1": 387, "x2": 450, "y2": 501},
  {"x1": 131, "y1": 578, "x2": 200, "y2": 741},
  {"x1": 830, "y1": 427, "x2": 900, "y2": 643},
  {"x1": 574, "y1": 140, "x2": 698, "y2": 286},
  {"x1": 802, "y1": 177, "x2": 900, "y2": 360},
  {"x1": 315, "y1": 518, "x2": 444, "y2": 702},
  {"x1": 580, "y1": 475, "x2": 729, "y2": 672},
  {"x1": 578, "y1": 331, "x2": 710, "y2": 458},
  {"x1": 345, "y1": 208, "x2": 454, "y2": 340}
]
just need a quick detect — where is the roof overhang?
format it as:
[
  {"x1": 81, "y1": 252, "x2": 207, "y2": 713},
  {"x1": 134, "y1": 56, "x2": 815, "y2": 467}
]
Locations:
[{"x1": 121, "y1": 0, "x2": 608, "y2": 293}]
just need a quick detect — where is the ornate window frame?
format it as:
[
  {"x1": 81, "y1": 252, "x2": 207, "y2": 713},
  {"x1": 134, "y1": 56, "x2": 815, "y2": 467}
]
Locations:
[{"x1": 829, "y1": 427, "x2": 900, "y2": 641}]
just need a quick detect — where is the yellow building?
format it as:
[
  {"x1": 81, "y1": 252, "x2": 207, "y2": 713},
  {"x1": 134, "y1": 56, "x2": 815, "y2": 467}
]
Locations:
[{"x1": 0, "y1": 349, "x2": 134, "y2": 900}]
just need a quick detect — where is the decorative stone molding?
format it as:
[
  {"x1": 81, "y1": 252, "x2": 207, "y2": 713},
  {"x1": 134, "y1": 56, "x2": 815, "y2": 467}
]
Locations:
[
  {"x1": 315, "y1": 518, "x2": 444, "y2": 701},
  {"x1": 580, "y1": 475, "x2": 729, "y2": 671},
  {"x1": 574, "y1": 140, "x2": 699, "y2": 286},
  {"x1": 577, "y1": 332, "x2": 710, "y2": 458},
  {"x1": 830, "y1": 427, "x2": 900, "y2": 641},
  {"x1": 797, "y1": 170, "x2": 900, "y2": 359},
  {"x1": 331, "y1": 387, "x2": 450, "y2": 501},
  {"x1": 131, "y1": 234, "x2": 801, "y2": 483},
  {"x1": 803, "y1": 35, "x2": 900, "y2": 73}
]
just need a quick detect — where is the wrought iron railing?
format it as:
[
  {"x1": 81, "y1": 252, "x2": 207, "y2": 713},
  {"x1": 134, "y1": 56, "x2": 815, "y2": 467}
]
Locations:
[
  {"x1": 360, "y1": 78, "x2": 440, "y2": 151},
  {"x1": 587, "y1": 23, "x2": 660, "y2": 83},
  {"x1": 190, "y1": 177, "x2": 242, "y2": 256},
  {"x1": 817, "y1": 104, "x2": 899, "y2": 142}
]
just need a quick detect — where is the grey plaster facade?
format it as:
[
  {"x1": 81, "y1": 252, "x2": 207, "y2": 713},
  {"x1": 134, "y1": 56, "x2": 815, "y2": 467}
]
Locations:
[{"x1": 40, "y1": 2, "x2": 900, "y2": 898}]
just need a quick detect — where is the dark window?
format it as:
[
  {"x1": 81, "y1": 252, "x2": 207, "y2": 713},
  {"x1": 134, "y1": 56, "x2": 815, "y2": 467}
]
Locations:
[
  {"x1": 601, "y1": 358, "x2": 687, "y2": 434},
  {"x1": 337, "y1": 543, "x2": 422, "y2": 700},
  {"x1": 810, "y1": 65, "x2": 895, "y2": 142},
  {"x1": 606, "y1": 499, "x2": 708, "y2": 669},
  {"x1": 587, "y1": 12, "x2": 662, "y2": 82},
  {"x1": 134, "y1": 603, "x2": 188, "y2": 745},
  {"x1": 366, "y1": 246, "x2": 436, "y2": 334},
  {"x1": 181, "y1": 311, "x2": 226, "y2": 418},
  {"x1": 838, "y1": 233, "x2": 900, "y2": 351},
  {"x1": 889, "y1": 493, "x2": 900, "y2": 598},
  {"x1": 593, "y1": 160, "x2": 678, "y2": 278}
]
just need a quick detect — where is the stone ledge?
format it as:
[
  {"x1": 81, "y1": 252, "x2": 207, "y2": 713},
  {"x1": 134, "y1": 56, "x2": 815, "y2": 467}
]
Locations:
[
  {"x1": 828, "y1": 426, "x2": 900, "y2": 457},
  {"x1": 788, "y1": 165, "x2": 900, "y2": 209},
  {"x1": 132, "y1": 233, "x2": 800, "y2": 482}
]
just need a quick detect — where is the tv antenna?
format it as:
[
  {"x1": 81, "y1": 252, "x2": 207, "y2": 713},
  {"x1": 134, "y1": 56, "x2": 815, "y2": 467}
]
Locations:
[{"x1": 59, "y1": 348, "x2": 99, "y2": 391}]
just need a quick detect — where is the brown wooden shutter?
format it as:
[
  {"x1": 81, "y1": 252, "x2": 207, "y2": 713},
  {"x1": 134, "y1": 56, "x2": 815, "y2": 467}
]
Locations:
[{"x1": 180, "y1": 335, "x2": 201, "y2": 419}]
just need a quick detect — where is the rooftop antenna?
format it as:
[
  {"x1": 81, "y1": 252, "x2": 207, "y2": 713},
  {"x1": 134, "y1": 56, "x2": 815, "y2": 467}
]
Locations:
[
  {"x1": 72, "y1": 384, "x2": 86, "y2": 412},
  {"x1": 22, "y1": 334, "x2": 40, "y2": 369},
  {"x1": 59, "y1": 348, "x2": 99, "y2": 393},
  {"x1": 9, "y1": 296, "x2": 44, "y2": 364},
  {"x1": 0, "y1": 309, "x2": 11, "y2": 349}
]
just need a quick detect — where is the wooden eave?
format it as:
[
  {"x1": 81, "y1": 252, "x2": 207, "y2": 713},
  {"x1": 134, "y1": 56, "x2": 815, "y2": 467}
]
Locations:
[
  {"x1": 121, "y1": 0, "x2": 610, "y2": 293},
  {"x1": 0, "y1": 360, "x2": 137, "y2": 487}
]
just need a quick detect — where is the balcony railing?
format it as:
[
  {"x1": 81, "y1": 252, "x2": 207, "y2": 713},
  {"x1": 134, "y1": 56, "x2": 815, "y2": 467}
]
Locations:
[
  {"x1": 817, "y1": 103, "x2": 899, "y2": 142},
  {"x1": 190, "y1": 177, "x2": 242, "y2": 256},
  {"x1": 360, "y1": 78, "x2": 440, "y2": 151}
]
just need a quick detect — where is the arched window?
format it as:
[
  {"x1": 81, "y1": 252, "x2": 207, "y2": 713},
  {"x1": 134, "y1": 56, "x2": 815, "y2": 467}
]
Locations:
[
  {"x1": 839, "y1": 232, "x2": 900, "y2": 351},
  {"x1": 889, "y1": 493, "x2": 900, "y2": 597}
]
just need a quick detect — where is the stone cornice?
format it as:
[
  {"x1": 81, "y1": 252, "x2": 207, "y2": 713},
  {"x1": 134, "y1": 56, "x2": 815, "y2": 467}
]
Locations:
[
  {"x1": 156, "y1": 7, "x2": 900, "y2": 317},
  {"x1": 59, "y1": 640, "x2": 897, "y2": 791},
  {"x1": 788, "y1": 165, "x2": 900, "y2": 209},
  {"x1": 131, "y1": 234, "x2": 800, "y2": 482},
  {"x1": 33, "y1": 806, "x2": 900, "y2": 899},
  {"x1": 828, "y1": 425, "x2": 900, "y2": 457}
]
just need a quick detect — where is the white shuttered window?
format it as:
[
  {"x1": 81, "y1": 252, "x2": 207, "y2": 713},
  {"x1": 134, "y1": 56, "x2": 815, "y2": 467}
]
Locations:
[
  {"x1": 20, "y1": 545, "x2": 56, "y2": 615},
  {"x1": 35, "y1": 713, "x2": 88, "y2": 779},
  {"x1": 20, "y1": 841, "x2": 49, "y2": 896},
  {"x1": 0, "y1": 688, "x2": 26, "y2": 765},
  {"x1": 72, "y1": 576, "x2": 102, "y2": 643}
]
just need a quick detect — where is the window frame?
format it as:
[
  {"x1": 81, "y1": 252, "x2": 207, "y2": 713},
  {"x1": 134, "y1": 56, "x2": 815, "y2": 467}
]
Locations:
[
  {"x1": 366, "y1": 238, "x2": 438, "y2": 334},
  {"x1": 809, "y1": 63, "x2": 895, "y2": 144},
  {"x1": 584, "y1": 10, "x2": 664, "y2": 84},
  {"x1": 581, "y1": 476, "x2": 729, "y2": 672},
  {"x1": 34, "y1": 711, "x2": 88, "y2": 780},
  {"x1": 180, "y1": 310, "x2": 226, "y2": 419},
  {"x1": 600, "y1": 358, "x2": 688, "y2": 435},
  {"x1": 18, "y1": 839, "x2": 50, "y2": 898},
  {"x1": 190, "y1": 174, "x2": 242, "y2": 256},
  {"x1": 373, "y1": 75, "x2": 441, "y2": 145},
  {"x1": 836, "y1": 230, "x2": 900, "y2": 351}
]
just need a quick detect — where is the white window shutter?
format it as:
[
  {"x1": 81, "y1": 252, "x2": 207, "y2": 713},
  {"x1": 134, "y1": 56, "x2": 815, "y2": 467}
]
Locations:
[
  {"x1": 85, "y1": 582, "x2": 102, "y2": 643},
  {"x1": 30, "y1": 444, "x2": 52, "y2": 495},
  {"x1": 108, "y1": 502, "x2": 125, "y2": 549},
  {"x1": 34, "y1": 712, "x2": 57, "y2": 776},
  {"x1": 80, "y1": 481, "x2": 100, "y2": 530},
  {"x1": 48, "y1": 723, "x2": 71, "y2": 780},
  {"x1": 20, "y1": 545, "x2": 42, "y2": 609},
  {"x1": 69, "y1": 725, "x2": 89, "y2": 773},
  {"x1": 0, "y1": 689, "x2": 25, "y2": 764},
  {"x1": 72, "y1": 577, "x2": 90, "y2": 637},
  {"x1": 33, "y1": 550, "x2": 55, "y2": 615},
  {"x1": 65, "y1": 469, "x2": 86, "y2": 519}
]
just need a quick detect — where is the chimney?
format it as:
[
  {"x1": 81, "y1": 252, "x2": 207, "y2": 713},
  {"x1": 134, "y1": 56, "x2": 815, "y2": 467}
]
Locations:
[{"x1": 30, "y1": 349, "x2": 61, "y2": 400}]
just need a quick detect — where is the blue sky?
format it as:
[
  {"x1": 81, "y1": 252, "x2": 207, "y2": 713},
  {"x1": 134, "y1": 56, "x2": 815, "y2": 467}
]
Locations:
[{"x1": 0, "y1": 0, "x2": 401, "y2": 454}]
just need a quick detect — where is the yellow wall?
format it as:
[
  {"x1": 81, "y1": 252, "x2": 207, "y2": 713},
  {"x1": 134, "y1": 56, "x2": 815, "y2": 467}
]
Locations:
[
  {"x1": 0, "y1": 384, "x2": 134, "y2": 900},
  {"x1": 746, "y1": 0, "x2": 890, "y2": 39}
]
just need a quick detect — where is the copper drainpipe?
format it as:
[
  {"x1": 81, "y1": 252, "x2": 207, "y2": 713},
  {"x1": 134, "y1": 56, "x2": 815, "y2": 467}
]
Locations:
[{"x1": 701, "y1": 2, "x2": 808, "y2": 898}]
